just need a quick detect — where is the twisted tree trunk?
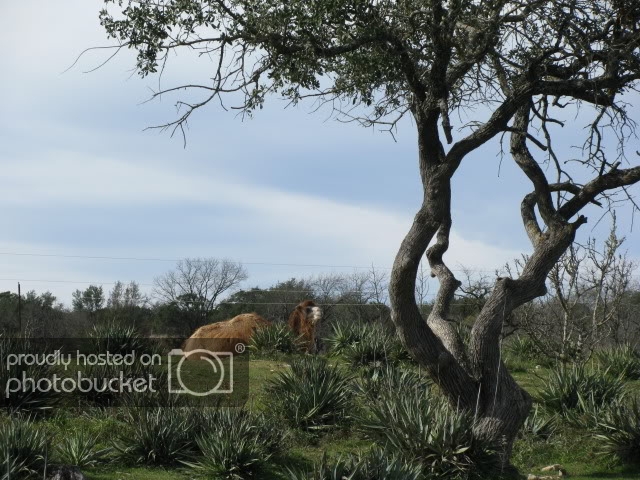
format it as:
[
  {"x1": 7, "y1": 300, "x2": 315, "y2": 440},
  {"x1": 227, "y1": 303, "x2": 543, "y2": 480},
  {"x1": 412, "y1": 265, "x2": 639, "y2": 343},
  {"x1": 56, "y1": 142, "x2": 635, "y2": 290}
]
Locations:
[
  {"x1": 388, "y1": 112, "x2": 586, "y2": 473},
  {"x1": 390, "y1": 102, "x2": 640, "y2": 471}
]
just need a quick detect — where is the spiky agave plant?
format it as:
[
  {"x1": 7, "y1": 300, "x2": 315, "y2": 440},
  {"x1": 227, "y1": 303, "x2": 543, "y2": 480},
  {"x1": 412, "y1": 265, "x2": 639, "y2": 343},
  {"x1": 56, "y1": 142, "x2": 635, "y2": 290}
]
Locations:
[
  {"x1": 184, "y1": 408, "x2": 282, "y2": 479},
  {"x1": 266, "y1": 356, "x2": 354, "y2": 431},
  {"x1": 287, "y1": 448, "x2": 423, "y2": 480},
  {"x1": 539, "y1": 363, "x2": 626, "y2": 417},
  {"x1": 0, "y1": 416, "x2": 50, "y2": 479},
  {"x1": 352, "y1": 364, "x2": 431, "y2": 402},
  {"x1": 519, "y1": 404, "x2": 557, "y2": 439},
  {"x1": 249, "y1": 322, "x2": 303, "y2": 355},
  {"x1": 89, "y1": 321, "x2": 153, "y2": 357},
  {"x1": 115, "y1": 407, "x2": 198, "y2": 466},
  {"x1": 595, "y1": 344, "x2": 640, "y2": 380},
  {"x1": 56, "y1": 428, "x2": 113, "y2": 467},
  {"x1": 0, "y1": 337, "x2": 59, "y2": 414},
  {"x1": 326, "y1": 321, "x2": 368, "y2": 356},
  {"x1": 358, "y1": 388, "x2": 499, "y2": 479},
  {"x1": 595, "y1": 396, "x2": 640, "y2": 464}
]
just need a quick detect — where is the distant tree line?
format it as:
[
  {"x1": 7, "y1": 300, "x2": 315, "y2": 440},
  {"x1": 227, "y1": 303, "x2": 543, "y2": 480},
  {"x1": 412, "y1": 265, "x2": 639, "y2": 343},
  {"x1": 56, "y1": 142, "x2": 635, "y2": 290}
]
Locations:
[{"x1": 1, "y1": 232, "x2": 638, "y2": 350}]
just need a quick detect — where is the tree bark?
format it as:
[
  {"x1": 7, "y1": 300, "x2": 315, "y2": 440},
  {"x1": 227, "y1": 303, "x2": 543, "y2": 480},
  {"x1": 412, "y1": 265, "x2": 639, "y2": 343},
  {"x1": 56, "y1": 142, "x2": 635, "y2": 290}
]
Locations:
[{"x1": 389, "y1": 112, "x2": 587, "y2": 473}]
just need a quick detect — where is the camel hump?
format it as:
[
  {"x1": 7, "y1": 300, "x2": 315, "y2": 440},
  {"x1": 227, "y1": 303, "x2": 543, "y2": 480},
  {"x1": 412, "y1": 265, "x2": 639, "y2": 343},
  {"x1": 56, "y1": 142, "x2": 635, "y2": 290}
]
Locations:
[{"x1": 184, "y1": 313, "x2": 272, "y2": 352}]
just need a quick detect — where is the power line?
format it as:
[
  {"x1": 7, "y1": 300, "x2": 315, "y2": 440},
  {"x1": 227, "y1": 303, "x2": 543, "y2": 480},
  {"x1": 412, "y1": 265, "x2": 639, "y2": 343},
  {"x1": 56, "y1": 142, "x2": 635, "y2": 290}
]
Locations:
[
  {"x1": 0, "y1": 278, "x2": 154, "y2": 287},
  {"x1": 0, "y1": 251, "x2": 501, "y2": 273}
]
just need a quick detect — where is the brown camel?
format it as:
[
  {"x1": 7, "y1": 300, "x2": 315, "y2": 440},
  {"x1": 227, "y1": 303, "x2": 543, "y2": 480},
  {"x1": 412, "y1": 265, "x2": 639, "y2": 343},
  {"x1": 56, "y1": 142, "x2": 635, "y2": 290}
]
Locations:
[{"x1": 182, "y1": 300, "x2": 322, "y2": 354}]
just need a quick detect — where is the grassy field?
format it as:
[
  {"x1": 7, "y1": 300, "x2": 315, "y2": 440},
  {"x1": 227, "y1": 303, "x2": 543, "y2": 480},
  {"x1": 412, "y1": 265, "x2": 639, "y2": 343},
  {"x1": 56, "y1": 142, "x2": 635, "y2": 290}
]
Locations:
[{"x1": 6, "y1": 353, "x2": 640, "y2": 479}]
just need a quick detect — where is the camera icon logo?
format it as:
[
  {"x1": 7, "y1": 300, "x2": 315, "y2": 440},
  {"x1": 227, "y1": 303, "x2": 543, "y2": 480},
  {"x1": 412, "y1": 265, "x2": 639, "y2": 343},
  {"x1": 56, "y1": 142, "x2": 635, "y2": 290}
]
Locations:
[{"x1": 167, "y1": 348, "x2": 234, "y2": 395}]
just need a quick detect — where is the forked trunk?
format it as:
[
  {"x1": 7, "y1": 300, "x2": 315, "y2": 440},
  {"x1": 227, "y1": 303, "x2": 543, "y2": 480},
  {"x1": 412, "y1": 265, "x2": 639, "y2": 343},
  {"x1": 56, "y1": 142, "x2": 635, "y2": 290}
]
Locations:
[{"x1": 388, "y1": 123, "x2": 582, "y2": 471}]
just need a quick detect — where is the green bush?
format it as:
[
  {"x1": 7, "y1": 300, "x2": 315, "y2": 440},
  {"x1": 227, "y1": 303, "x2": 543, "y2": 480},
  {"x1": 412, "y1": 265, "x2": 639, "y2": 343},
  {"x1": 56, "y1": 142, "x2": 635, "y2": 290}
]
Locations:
[
  {"x1": 74, "y1": 360, "x2": 154, "y2": 408},
  {"x1": 358, "y1": 389, "x2": 498, "y2": 479},
  {"x1": 90, "y1": 321, "x2": 154, "y2": 356},
  {"x1": 327, "y1": 321, "x2": 412, "y2": 366},
  {"x1": 596, "y1": 344, "x2": 640, "y2": 380},
  {"x1": 0, "y1": 416, "x2": 49, "y2": 479},
  {"x1": 539, "y1": 363, "x2": 626, "y2": 418},
  {"x1": 266, "y1": 356, "x2": 353, "y2": 431},
  {"x1": 0, "y1": 337, "x2": 58, "y2": 414},
  {"x1": 326, "y1": 322, "x2": 368, "y2": 356},
  {"x1": 344, "y1": 323, "x2": 395, "y2": 368},
  {"x1": 519, "y1": 404, "x2": 557, "y2": 439},
  {"x1": 287, "y1": 449, "x2": 423, "y2": 480},
  {"x1": 353, "y1": 365, "x2": 430, "y2": 402},
  {"x1": 74, "y1": 323, "x2": 160, "y2": 407},
  {"x1": 115, "y1": 408, "x2": 198, "y2": 466},
  {"x1": 507, "y1": 336, "x2": 540, "y2": 360},
  {"x1": 595, "y1": 397, "x2": 640, "y2": 464},
  {"x1": 249, "y1": 323, "x2": 303, "y2": 355},
  {"x1": 55, "y1": 428, "x2": 113, "y2": 467},
  {"x1": 504, "y1": 335, "x2": 550, "y2": 371},
  {"x1": 185, "y1": 408, "x2": 281, "y2": 479}
]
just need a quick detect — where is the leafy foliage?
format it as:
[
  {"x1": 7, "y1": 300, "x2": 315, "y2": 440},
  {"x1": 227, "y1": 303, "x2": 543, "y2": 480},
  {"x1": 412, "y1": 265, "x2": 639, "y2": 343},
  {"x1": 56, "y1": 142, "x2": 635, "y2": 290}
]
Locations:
[
  {"x1": 519, "y1": 404, "x2": 557, "y2": 439},
  {"x1": 249, "y1": 322, "x2": 303, "y2": 355},
  {"x1": 358, "y1": 389, "x2": 499, "y2": 479},
  {"x1": 89, "y1": 321, "x2": 154, "y2": 357},
  {"x1": 0, "y1": 416, "x2": 49, "y2": 479},
  {"x1": 352, "y1": 364, "x2": 431, "y2": 402},
  {"x1": 185, "y1": 408, "x2": 282, "y2": 479},
  {"x1": 116, "y1": 408, "x2": 198, "y2": 466},
  {"x1": 539, "y1": 364, "x2": 626, "y2": 418},
  {"x1": 595, "y1": 344, "x2": 640, "y2": 381},
  {"x1": 266, "y1": 356, "x2": 353, "y2": 431},
  {"x1": 0, "y1": 337, "x2": 58, "y2": 414},
  {"x1": 287, "y1": 449, "x2": 423, "y2": 480},
  {"x1": 328, "y1": 322, "x2": 409, "y2": 368},
  {"x1": 55, "y1": 428, "x2": 113, "y2": 467},
  {"x1": 595, "y1": 397, "x2": 640, "y2": 464}
]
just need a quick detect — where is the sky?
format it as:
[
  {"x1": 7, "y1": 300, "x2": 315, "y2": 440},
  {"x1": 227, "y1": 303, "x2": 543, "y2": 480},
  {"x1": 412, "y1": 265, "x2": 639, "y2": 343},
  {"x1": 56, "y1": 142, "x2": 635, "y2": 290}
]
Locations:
[{"x1": 0, "y1": 1, "x2": 638, "y2": 307}]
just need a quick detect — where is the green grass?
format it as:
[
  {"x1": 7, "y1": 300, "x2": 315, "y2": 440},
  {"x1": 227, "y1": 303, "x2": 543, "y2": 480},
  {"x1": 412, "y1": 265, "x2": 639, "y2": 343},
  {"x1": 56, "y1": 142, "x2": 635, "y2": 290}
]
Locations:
[{"x1": 7, "y1": 353, "x2": 640, "y2": 479}]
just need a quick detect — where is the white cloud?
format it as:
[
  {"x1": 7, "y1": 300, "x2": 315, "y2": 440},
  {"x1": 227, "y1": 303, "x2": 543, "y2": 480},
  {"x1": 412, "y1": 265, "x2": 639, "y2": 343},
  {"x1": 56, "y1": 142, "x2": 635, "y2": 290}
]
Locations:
[{"x1": 0, "y1": 150, "x2": 521, "y2": 301}]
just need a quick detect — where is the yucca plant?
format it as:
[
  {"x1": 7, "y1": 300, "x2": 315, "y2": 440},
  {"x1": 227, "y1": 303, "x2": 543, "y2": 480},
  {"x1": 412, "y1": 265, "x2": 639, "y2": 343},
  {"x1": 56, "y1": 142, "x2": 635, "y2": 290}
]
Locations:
[
  {"x1": 539, "y1": 363, "x2": 626, "y2": 417},
  {"x1": 55, "y1": 428, "x2": 113, "y2": 467},
  {"x1": 596, "y1": 344, "x2": 640, "y2": 380},
  {"x1": 507, "y1": 335, "x2": 540, "y2": 360},
  {"x1": 0, "y1": 416, "x2": 50, "y2": 479},
  {"x1": 519, "y1": 404, "x2": 557, "y2": 439},
  {"x1": 562, "y1": 392, "x2": 627, "y2": 430},
  {"x1": 287, "y1": 448, "x2": 423, "y2": 480},
  {"x1": 353, "y1": 365, "x2": 430, "y2": 402},
  {"x1": 74, "y1": 360, "x2": 153, "y2": 408},
  {"x1": 90, "y1": 321, "x2": 153, "y2": 357},
  {"x1": 358, "y1": 389, "x2": 499, "y2": 479},
  {"x1": 115, "y1": 407, "x2": 198, "y2": 466},
  {"x1": 249, "y1": 323, "x2": 303, "y2": 355},
  {"x1": 326, "y1": 322, "x2": 368, "y2": 356},
  {"x1": 504, "y1": 335, "x2": 548, "y2": 372},
  {"x1": 266, "y1": 356, "x2": 354, "y2": 430},
  {"x1": 185, "y1": 408, "x2": 281, "y2": 479},
  {"x1": 0, "y1": 337, "x2": 58, "y2": 414},
  {"x1": 342, "y1": 323, "x2": 397, "y2": 368},
  {"x1": 595, "y1": 396, "x2": 640, "y2": 464}
]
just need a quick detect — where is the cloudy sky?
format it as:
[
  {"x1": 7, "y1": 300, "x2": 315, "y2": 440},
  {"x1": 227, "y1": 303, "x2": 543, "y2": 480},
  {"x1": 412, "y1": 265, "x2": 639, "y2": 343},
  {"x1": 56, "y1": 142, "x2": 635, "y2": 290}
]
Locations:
[{"x1": 1, "y1": 1, "x2": 638, "y2": 307}]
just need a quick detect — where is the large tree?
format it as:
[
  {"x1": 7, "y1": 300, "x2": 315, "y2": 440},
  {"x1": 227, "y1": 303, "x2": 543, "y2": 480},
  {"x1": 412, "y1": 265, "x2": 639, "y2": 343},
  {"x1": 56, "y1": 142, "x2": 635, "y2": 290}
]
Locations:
[
  {"x1": 98, "y1": 0, "x2": 640, "y2": 469},
  {"x1": 153, "y1": 258, "x2": 248, "y2": 330}
]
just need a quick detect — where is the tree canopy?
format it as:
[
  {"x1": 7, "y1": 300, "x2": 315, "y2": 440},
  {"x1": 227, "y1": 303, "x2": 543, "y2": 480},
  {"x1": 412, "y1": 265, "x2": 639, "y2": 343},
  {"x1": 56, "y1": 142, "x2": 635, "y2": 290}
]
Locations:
[{"x1": 97, "y1": 0, "x2": 640, "y2": 470}]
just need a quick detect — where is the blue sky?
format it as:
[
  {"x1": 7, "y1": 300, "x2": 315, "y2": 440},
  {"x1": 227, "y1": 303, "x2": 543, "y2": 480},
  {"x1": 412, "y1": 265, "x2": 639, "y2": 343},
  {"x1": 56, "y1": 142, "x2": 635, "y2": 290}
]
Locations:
[{"x1": 0, "y1": 0, "x2": 638, "y2": 307}]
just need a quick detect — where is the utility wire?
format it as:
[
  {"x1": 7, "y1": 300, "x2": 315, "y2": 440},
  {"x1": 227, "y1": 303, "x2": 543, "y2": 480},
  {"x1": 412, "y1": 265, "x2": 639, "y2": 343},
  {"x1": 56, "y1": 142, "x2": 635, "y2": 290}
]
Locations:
[{"x1": 0, "y1": 251, "x2": 500, "y2": 273}]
